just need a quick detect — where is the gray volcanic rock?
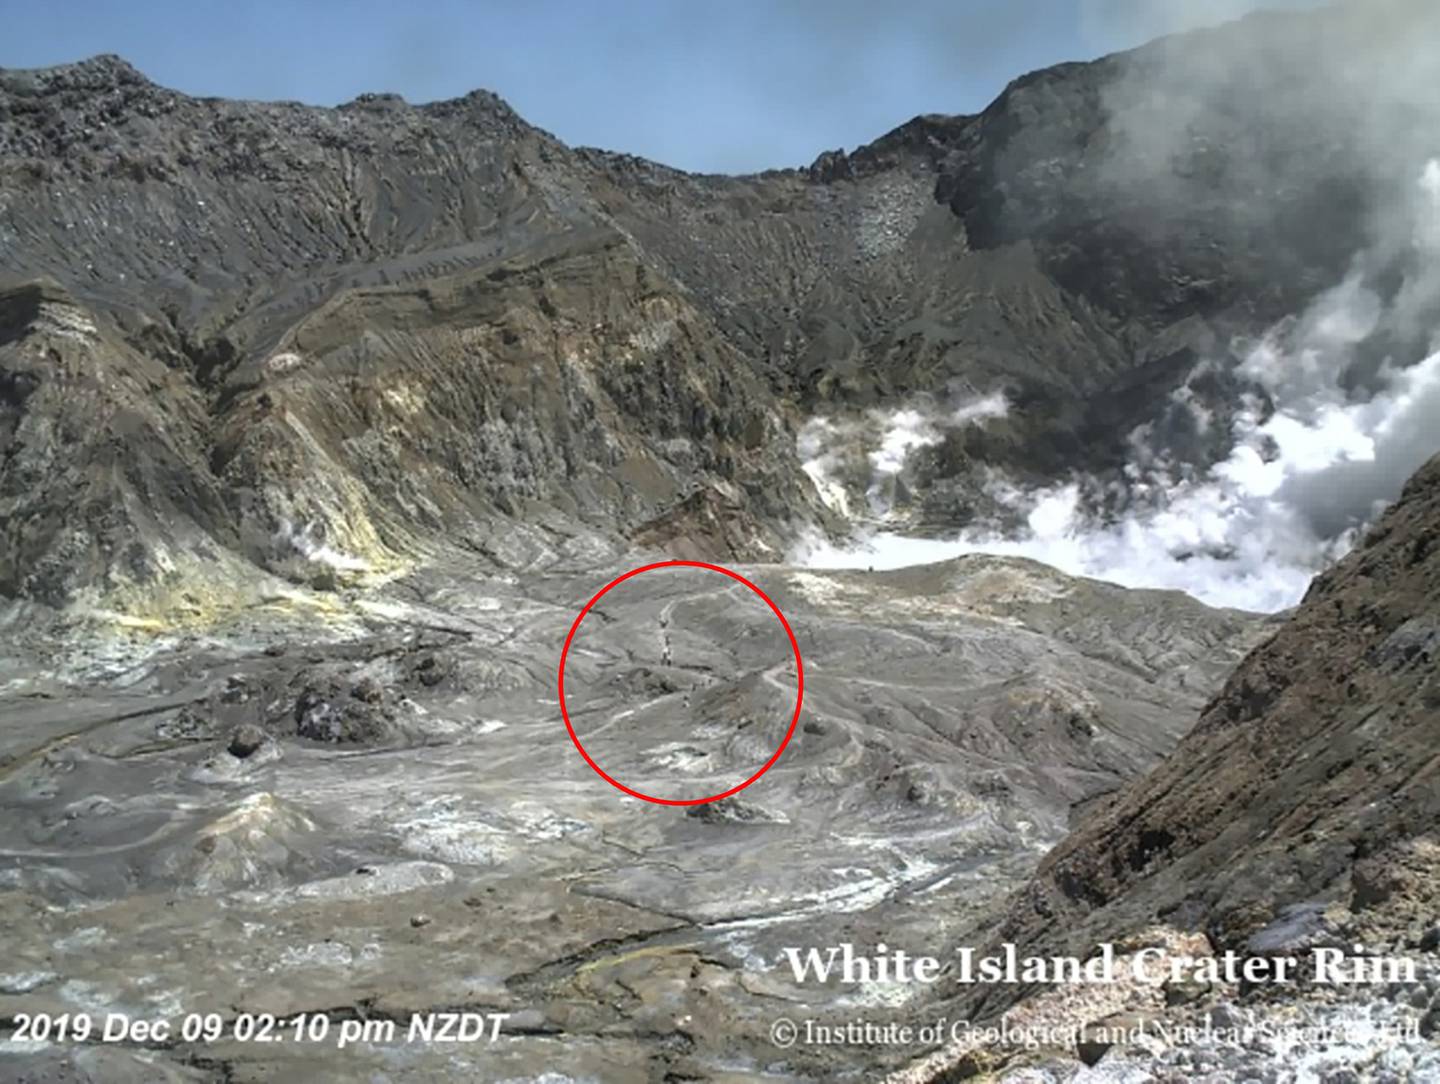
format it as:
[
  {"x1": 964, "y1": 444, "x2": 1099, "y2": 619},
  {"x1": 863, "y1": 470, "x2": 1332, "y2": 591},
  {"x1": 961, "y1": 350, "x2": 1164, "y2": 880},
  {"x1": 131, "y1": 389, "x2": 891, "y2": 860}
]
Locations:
[
  {"x1": 876, "y1": 459, "x2": 1440, "y2": 1084},
  {"x1": 940, "y1": 2, "x2": 1440, "y2": 331},
  {"x1": 0, "y1": 254, "x2": 817, "y2": 612},
  {"x1": 0, "y1": 278, "x2": 234, "y2": 608}
]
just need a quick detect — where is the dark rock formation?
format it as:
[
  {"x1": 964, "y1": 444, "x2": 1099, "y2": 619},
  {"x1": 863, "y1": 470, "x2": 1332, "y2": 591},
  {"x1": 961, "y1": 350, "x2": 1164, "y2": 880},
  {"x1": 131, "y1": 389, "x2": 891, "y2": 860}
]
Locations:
[{"x1": 226, "y1": 722, "x2": 268, "y2": 759}]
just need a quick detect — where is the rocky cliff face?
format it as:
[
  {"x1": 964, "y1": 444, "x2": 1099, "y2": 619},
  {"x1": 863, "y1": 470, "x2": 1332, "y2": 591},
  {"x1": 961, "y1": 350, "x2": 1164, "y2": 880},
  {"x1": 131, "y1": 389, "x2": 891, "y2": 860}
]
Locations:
[
  {"x1": 4, "y1": 0, "x2": 1438, "y2": 612},
  {"x1": 878, "y1": 459, "x2": 1440, "y2": 1083},
  {"x1": 988, "y1": 449, "x2": 1440, "y2": 988},
  {"x1": 0, "y1": 58, "x2": 825, "y2": 609}
]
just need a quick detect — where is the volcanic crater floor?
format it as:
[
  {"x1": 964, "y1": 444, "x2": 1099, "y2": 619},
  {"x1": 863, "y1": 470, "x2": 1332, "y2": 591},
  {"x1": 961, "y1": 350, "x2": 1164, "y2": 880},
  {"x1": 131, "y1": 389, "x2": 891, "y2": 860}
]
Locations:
[{"x1": 0, "y1": 554, "x2": 1265, "y2": 1082}]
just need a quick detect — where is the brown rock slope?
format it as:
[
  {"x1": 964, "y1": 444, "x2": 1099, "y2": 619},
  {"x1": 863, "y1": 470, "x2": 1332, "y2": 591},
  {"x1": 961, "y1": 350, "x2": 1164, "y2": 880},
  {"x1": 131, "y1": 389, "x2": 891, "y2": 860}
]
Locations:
[
  {"x1": 990, "y1": 452, "x2": 1440, "y2": 977},
  {"x1": 0, "y1": 58, "x2": 829, "y2": 612}
]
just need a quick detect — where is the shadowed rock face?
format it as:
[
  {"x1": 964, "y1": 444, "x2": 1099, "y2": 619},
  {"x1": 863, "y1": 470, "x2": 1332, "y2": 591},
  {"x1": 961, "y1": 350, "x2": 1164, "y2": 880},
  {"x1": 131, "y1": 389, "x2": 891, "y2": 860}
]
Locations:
[
  {"x1": 985, "y1": 452, "x2": 1440, "y2": 995},
  {"x1": 0, "y1": 58, "x2": 828, "y2": 608},
  {"x1": 0, "y1": 234, "x2": 820, "y2": 610}
]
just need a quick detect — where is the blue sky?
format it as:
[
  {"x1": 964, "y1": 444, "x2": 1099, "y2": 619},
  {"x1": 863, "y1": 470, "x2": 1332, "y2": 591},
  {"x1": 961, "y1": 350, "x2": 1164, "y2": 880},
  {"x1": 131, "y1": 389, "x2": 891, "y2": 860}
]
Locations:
[{"x1": 2, "y1": 0, "x2": 1325, "y2": 174}]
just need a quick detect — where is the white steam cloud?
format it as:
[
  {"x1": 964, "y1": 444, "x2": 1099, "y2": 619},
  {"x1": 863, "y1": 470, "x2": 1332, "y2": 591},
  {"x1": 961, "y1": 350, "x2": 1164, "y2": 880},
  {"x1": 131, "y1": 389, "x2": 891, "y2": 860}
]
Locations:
[
  {"x1": 1079, "y1": 0, "x2": 1327, "y2": 50},
  {"x1": 798, "y1": 162, "x2": 1440, "y2": 614},
  {"x1": 799, "y1": 393, "x2": 1009, "y2": 520},
  {"x1": 869, "y1": 409, "x2": 941, "y2": 480},
  {"x1": 275, "y1": 518, "x2": 370, "y2": 573}
]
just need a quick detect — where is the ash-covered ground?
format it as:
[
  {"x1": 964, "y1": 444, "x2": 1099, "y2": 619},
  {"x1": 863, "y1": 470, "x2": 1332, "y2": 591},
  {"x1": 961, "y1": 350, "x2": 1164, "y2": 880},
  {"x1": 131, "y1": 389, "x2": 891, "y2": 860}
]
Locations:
[{"x1": 0, "y1": 551, "x2": 1261, "y2": 1082}]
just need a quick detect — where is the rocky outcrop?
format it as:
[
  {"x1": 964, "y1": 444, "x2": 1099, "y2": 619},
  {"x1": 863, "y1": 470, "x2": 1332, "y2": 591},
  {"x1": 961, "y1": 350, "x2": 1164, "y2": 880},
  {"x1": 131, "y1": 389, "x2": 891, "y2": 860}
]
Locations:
[
  {"x1": 0, "y1": 64, "x2": 824, "y2": 609},
  {"x1": 0, "y1": 279, "x2": 234, "y2": 609},
  {"x1": 588, "y1": 0, "x2": 1440, "y2": 515},
  {"x1": 987, "y1": 452, "x2": 1440, "y2": 991}
]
